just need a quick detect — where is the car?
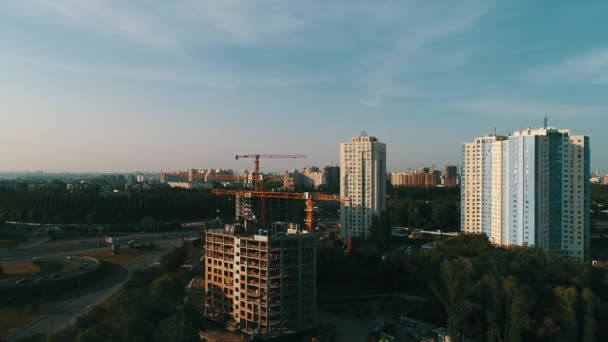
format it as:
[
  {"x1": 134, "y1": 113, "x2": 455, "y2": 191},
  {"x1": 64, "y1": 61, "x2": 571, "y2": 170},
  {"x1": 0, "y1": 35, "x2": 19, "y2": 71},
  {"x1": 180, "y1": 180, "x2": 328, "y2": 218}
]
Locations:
[
  {"x1": 49, "y1": 274, "x2": 60, "y2": 279},
  {"x1": 2, "y1": 257, "x2": 14, "y2": 262},
  {"x1": 66, "y1": 256, "x2": 73, "y2": 260},
  {"x1": 32, "y1": 256, "x2": 39, "y2": 261},
  {"x1": 16, "y1": 278, "x2": 32, "y2": 285}
]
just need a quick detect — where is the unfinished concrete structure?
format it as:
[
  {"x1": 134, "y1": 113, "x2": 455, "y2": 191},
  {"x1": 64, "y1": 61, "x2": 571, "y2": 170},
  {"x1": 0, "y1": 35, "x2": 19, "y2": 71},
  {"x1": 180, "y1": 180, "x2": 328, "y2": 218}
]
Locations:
[{"x1": 204, "y1": 225, "x2": 316, "y2": 337}]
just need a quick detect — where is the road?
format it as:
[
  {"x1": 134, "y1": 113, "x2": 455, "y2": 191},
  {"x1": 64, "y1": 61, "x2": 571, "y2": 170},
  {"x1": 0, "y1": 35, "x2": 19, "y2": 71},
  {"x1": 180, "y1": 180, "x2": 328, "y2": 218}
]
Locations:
[
  {"x1": 0, "y1": 230, "x2": 199, "y2": 261},
  {"x1": 6, "y1": 239, "x2": 182, "y2": 341},
  {"x1": 392, "y1": 226, "x2": 459, "y2": 237}
]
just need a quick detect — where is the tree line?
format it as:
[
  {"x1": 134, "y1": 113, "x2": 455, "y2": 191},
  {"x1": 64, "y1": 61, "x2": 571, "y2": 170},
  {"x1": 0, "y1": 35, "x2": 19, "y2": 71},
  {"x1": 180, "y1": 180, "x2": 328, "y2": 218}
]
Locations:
[
  {"x1": 411, "y1": 235, "x2": 606, "y2": 341},
  {"x1": 386, "y1": 186, "x2": 460, "y2": 231},
  {"x1": 0, "y1": 187, "x2": 233, "y2": 225},
  {"x1": 319, "y1": 234, "x2": 608, "y2": 341}
]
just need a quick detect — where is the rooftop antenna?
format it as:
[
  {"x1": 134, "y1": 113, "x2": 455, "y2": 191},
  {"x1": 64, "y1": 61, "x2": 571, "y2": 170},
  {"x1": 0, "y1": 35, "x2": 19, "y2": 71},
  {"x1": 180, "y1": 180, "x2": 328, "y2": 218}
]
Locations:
[
  {"x1": 544, "y1": 115, "x2": 548, "y2": 129},
  {"x1": 492, "y1": 125, "x2": 497, "y2": 136},
  {"x1": 361, "y1": 130, "x2": 367, "y2": 136}
]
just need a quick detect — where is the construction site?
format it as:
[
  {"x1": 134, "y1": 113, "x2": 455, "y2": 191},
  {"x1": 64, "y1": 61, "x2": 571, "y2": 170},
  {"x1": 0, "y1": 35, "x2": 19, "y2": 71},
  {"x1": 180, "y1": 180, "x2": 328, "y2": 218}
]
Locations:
[{"x1": 179, "y1": 154, "x2": 350, "y2": 340}]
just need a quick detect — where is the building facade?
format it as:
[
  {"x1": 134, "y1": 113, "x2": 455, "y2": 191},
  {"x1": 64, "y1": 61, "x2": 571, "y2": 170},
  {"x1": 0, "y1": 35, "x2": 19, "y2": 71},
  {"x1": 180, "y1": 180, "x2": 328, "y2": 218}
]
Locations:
[
  {"x1": 390, "y1": 169, "x2": 439, "y2": 188},
  {"x1": 443, "y1": 165, "x2": 459, "y2": 187},
  {"x1": 340, "y1": 134, "x2": 386, "y2": 239},
  {"x1": 204, "y1": 226, "x2": 316, "y2": 336},
  {"x1": 284, "y1": 166, "x2": 341, "y2": 192},
  {"x1": 461, "y1": 127, "x2": 590, "y2": 260},
  {"x1": 324, "y1": 166, "x2": 340, "y2": 192}
]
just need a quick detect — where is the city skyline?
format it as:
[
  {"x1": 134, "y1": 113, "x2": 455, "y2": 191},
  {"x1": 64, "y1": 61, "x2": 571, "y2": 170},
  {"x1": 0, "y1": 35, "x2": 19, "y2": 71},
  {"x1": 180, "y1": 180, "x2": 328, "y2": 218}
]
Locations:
[{"x1": 2, "y1": 1, "x2": 608, "y2": 172}]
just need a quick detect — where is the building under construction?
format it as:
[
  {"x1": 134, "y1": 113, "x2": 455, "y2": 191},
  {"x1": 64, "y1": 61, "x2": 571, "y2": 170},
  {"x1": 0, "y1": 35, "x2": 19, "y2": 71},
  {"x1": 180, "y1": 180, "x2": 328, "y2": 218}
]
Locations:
[
  {"x1": 235, "y1": 195, "x2": 305, "y2": 228},
  {"x1": 204, "y1": 225, "x2": 316, "y2": 337}
]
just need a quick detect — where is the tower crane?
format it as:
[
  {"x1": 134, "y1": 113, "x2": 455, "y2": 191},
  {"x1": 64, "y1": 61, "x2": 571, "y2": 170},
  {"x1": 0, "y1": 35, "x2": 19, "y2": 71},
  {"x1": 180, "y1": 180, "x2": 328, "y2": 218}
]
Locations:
[{"x1": 235, "y1": 154, "x2": 306, "y2": 227}]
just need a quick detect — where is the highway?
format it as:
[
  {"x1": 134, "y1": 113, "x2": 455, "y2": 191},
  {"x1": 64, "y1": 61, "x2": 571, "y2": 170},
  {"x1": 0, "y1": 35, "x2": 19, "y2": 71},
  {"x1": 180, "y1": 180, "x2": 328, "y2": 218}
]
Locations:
[
  {"x1": 1, "y1": 232, "x2": 197, "y2": 341},
  {"x1": 392, "y1": 226, "x2": 459, "y2": 237},
  {"x1": 0, "y1": 230, "x2": 199, "y2": 261}
]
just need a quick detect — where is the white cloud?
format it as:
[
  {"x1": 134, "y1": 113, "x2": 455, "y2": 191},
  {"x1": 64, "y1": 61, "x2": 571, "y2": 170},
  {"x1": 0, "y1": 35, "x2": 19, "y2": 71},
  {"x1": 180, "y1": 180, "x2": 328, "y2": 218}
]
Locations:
[
  {"x1": 357, "y1": 1, "x2": 487, "y2": 106},
  {"x1": 0, "y1": 52, "x2": 327, "y2": 89},
  {"x1": 6, "y1": 0, "x2": 178, "y2": 50},
  {"x1": 3, "y1": 1, "x2": 486, "y2": 95},
  {"x1": 453, "y1": 98, "x2": 607, "y2": 118},
  {"x1": 527, "y1": 48, "x2": 608, "y2": 85}
]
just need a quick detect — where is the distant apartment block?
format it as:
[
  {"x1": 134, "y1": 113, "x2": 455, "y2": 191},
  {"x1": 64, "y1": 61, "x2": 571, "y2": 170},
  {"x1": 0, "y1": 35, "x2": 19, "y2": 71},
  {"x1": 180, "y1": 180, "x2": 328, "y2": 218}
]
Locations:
[
  {"x1": 461, "y1": 126, "x2": 590, "y2": 260},
  {"x1": 390, "y1": 169, "x2": 439, "y2": 188},
  {"x1": 442, "y1": 165, "x2": 459, "y2": 187},
  {"x1": 204, "y1": 226, "x2": 316, "y2": 337},
  {"x1": 340, "y1": 133, "x2": 386, "y2": 239},
  {"x1": 390, "y1": 166, "x2": 457, "y2": 188},
  {"x1": 167, "y1": 181, "x2": 212, "y2": 190},
  {"x1": 283, "y1": 166, "x2": 340, "y2": 192}
]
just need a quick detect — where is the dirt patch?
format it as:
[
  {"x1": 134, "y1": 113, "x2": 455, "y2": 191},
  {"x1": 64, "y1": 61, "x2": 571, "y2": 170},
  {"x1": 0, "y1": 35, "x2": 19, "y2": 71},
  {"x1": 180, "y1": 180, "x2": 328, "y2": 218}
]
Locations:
[
  {"x1": 2, "y1": 262, "x2": 41, "y2": 275},
  {"x1": 0, "y1": 240, "x2": 19, "y2": 248}
]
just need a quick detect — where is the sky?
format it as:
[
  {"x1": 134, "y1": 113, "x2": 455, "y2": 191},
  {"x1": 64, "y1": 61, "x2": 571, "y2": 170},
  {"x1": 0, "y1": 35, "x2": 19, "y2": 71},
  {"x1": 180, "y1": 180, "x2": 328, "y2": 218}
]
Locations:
[{"x1": 1, "y1": 0, "x2": 607, "y2": 173}]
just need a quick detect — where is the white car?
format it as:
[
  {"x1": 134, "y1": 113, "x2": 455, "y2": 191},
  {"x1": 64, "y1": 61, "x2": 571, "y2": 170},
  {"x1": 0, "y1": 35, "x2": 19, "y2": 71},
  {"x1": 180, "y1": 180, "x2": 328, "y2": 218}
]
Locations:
[{"x1": 32, "y1": 257, "x2": 40, "y2": 261}]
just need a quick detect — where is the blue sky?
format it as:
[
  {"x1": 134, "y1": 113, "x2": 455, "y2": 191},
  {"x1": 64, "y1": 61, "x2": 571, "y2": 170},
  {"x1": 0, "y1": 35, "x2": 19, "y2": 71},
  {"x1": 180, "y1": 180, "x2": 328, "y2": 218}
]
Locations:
[{"x1": 1, "y1": 0, "x2": 607, "y2": 173}]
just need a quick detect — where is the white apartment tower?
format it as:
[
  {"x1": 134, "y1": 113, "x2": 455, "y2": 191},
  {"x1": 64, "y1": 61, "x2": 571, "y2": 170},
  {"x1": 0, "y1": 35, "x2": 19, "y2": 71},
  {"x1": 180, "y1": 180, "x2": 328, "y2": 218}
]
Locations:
[
  {"x1": 340, "y1": 133, "x2": 387, "y2": 239},
  {"x1": 462, "y1": 126, "x2": 590, "y2": 260}
]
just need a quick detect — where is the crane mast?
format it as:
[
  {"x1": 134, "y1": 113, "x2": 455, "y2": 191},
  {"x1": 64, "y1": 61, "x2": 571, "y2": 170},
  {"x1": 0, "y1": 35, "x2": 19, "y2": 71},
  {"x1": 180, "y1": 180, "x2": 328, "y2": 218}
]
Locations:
[{"x1": 235, "y1": 154, "x2": 306, "y2": 227}]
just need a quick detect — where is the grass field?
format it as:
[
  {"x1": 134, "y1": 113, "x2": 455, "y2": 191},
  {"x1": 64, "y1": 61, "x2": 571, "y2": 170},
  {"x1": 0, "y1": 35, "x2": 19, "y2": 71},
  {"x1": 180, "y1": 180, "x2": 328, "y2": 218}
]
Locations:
[
  {"x1": 0, "y1": 303, "x2": 52, "y2": 337},
  {"x1": 83, "y1": 250, "x2": 142, "y2": 266},
  {"x1": 34, "y1": 260, "x2": 63, "y2": 274},
  {"x1": 1, "y1": 261, "x2": 41, "y2": 275}
]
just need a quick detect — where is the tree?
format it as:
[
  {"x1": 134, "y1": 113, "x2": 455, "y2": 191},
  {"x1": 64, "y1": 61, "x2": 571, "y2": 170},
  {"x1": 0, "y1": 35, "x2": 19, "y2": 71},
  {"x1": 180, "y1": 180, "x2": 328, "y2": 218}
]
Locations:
[
  {"x1": 503, "y1": 276, "x2": 532, "y2": 342},
  {"x1": 0, "y1": 263, "x2": 4, "y2": 276},
  {"x1": 433, "y1": 257, "x2": 477, "y2": 339},
  {"x1": 140, "y1": 217, "x2": 160, "y2": 232},
  {"x1": 75, "y1": 326, "x2": 105, "y2": 342},
  {"x1": 581, "y1": 288, "x2": 599, "y2": 342},
  {"x1": 0, "y1": 209, "x2": 6, "y2": 226},
  {"x1": 369, "y1": 213, "x2": 391, "y2": 249},
  {"x1": 555, "y1": 286, "x2": 579, "y2": 341},
  {"x1": 154, "y1": 315, "x2": 197, "y2": 342}
]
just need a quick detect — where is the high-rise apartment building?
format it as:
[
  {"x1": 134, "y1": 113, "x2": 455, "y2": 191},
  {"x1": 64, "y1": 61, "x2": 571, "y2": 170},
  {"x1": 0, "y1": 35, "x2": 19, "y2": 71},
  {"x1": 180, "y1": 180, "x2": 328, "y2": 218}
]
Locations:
[
  {"x1": 461, "y1": 126, "x2": 590, "y2": 260},
  {"x1": 340, "y1": 134, "x2": 386, "y2": 239},
  {"x1": 204, "y1": 226, "x2": 316, "y2": 337}
]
